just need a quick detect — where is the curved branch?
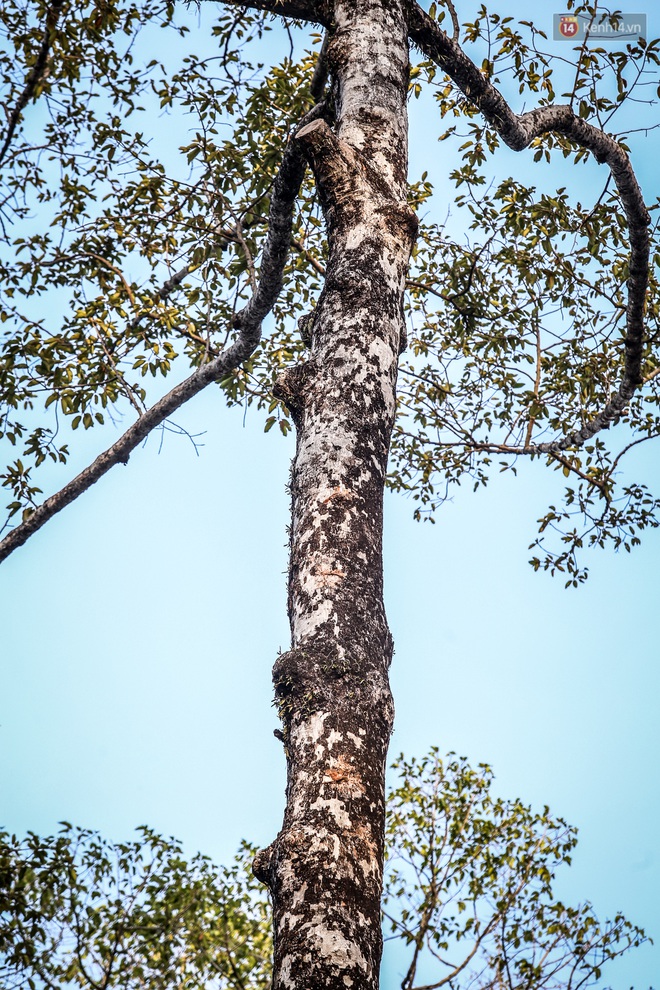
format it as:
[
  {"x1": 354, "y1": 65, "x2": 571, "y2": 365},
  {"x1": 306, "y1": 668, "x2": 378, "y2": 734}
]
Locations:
[
  {"x1": 0, "y1": 0, "x2": 65, "y2": 167},
  {"x1": 408, "y1": 3, "x2": 651, "y2": 455},
  {"x1": 0, "y1": 101, "x2": 327, "y2": 564}
]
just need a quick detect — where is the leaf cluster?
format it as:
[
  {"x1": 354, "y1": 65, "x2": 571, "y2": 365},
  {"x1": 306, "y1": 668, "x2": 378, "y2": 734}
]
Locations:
[
  {"x1": 1, "y1": 1, "x2": 326, "y2": 520},
  {"x1": 390, "y1": 2, "x2": 660, "y2": 582},
  {"x1": 0, "y1": 825, "x2": 271, "y2": 989},
  {"x1": 383, "y1": 749, "x2": 649, "y2": 989}
]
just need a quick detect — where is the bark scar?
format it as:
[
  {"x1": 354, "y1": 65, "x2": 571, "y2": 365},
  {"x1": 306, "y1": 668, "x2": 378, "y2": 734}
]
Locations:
[
  {"x1": 295, "y1": 117, "x2": 411, "y2": 228},
  {"x1": 317, "y1": 567, "x2": 346, "y2": 581},
  {"x1": 322, "y1": 486, "x2": 355, "y2": 504},
  {"x1": 253, "y1": 842, "x2": 275, "y2": 886},
  {"x1": 324, "y1": 767, "x2": 346, "y2": 782}
]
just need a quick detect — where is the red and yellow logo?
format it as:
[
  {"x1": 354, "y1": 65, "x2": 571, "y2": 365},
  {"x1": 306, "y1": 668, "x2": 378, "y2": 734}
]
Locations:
[{"x1": 558, "y1": 15, "x2": 579, "y2": 37}]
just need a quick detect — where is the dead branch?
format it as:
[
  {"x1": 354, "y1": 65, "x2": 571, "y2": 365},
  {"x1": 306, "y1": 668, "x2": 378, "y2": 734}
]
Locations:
[{"x1": 221, "y1": 0, "x2": 329, "y2": 26}]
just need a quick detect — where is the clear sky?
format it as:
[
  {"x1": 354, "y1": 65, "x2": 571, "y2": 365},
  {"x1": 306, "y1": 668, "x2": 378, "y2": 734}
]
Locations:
[{"x1": 1, "y1": 3, "x2": 659, "y2": 989}]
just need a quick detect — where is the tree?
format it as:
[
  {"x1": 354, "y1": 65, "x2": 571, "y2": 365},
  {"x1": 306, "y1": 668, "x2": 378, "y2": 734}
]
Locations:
[
  {"x1": 0, "y1": 828, "x2": 273, "y2": 990},
  {"x1": 1, "y1": 1, "x2": 658, "y2": 988},
  {"x1": 0, "y1": 753, "x2": 649, "y2": 990}
]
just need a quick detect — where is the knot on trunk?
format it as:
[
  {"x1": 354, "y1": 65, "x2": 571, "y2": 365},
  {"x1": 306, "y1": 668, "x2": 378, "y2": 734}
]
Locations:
[
  {"x1": 295, "y1": 119, "x2": 416, "y2": 245},
  {"x1": 273, "y1": 361, "x2": 318, "y2": 426},
  {"x1": 273, "y1": 643, "x2": 354, "y2": 732},
  {"x1": 252, "y1": 842, "x2": 275, "y2": 886},
  {"x1": 382, "y1": 198, "x2": 419, "y2": 244}
]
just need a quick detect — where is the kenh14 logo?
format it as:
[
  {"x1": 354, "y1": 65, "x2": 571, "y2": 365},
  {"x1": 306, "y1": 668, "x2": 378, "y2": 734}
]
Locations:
[{"x1": 558, "y1": 15, "x2": 580, "y2": 37}]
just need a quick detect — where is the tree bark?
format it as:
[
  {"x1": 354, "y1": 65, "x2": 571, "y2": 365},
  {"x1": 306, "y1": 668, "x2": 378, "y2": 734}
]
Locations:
[{"x1": 252, "y1": 1, "x2": 416, "y2": 988}]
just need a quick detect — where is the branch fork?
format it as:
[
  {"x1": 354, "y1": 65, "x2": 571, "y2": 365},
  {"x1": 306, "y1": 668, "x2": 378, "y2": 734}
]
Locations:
[{"x1": 295, "y1": 118, "x2": 417, "y2": 241}]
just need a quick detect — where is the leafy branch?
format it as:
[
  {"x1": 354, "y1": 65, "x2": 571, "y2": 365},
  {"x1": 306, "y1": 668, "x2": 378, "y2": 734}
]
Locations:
[
  {"x1": 408, "y1": 1, "x2": 650, "y2": 455},
  {"x1": 0, "y1": 99, "x2": 327, "y2": 563}
]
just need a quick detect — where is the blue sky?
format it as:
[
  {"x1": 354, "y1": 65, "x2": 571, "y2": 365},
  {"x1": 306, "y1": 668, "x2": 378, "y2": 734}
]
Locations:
[{"x1": 1, "y1": 2, "x2": 659, "y2": 988}]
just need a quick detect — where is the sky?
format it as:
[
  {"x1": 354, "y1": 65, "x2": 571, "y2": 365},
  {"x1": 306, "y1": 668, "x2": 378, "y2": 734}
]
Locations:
[{"x1": 1, "y1": 2, "x2": 659, "y2": 989}]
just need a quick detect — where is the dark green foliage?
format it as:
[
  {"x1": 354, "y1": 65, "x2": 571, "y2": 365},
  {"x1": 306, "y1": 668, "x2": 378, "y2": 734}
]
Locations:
[{"x1": 0, "y1": 826, "x2": 271, "y2": 989}]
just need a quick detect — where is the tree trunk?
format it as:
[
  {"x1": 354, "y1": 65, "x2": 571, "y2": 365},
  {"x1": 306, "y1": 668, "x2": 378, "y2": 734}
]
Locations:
[{"x1": 252, "y1": 1, "x2": 416, "y2": 988}]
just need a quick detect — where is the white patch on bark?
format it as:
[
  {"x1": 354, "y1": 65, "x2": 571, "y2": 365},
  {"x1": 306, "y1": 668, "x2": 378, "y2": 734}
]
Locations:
[
  {"x1": 344, "y1": 222, "x2": 372, "y2": 252},
  {"x1": 294, "y1": 596, "x2": 334, "y2": 642},
  {"x1": 291, "y1": 882, "x2": 308, "y2": 909},
  {"x1": 294, "y1": 423, "x2": 370, "y2": 498},
  {"x1": 310, "y1": 795, "x2": 353, "y2": 828},
  {"x1": 310, "y1": 925, "x2": 369, "y2": 973},
  {"x1": 302, "y1": 829, "x2": 341, "y2": 862},
  {"x1": 360, "y1": 856, "x2": 378, "y2": 880},
  {"x1": 278, "y1": 954, "x2": 295, "y2": 990},
  {"x1": 292, "y1": 712, "x2": 330, "y2": 760},
  {"x1": 299, "y1": 711, "x2": 330, "y2": 751},
  {"x1": 367, "y1": 336, "x2": 395, "y2": 373},
  {"x1": 327, "y1": 728, "x2": 343, "y2": 749}
]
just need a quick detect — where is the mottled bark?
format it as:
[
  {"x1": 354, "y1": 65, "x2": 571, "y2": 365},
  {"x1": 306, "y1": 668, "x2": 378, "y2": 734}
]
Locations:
[{"x1": 252, "y1": 2, "x2": 416, "y2": 988}]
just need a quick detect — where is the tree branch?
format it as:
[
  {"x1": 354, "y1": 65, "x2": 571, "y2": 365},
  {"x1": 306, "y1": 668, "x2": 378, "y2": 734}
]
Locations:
[
  {"x1": 0, "y1": 0, "x2": 65, "y2": 167},
  {"x1": 221, "y1": 0, "x2": 330, "y2": 27},
  {"x1": 0, "y1": 102, "x2": 327, "y2": 564},
  {"x1": 548, "y1": 450, "x2": 610, "y2": 501},
  {"x1": 408, "y1": 2, "x2": 651, "y2": 455}
]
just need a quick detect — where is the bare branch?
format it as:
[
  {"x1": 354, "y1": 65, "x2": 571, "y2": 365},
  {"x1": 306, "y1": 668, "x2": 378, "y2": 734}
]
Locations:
[
  {"x1": 0, "y1": 0, "x2": 65, "y2": 167},
  {"x1": 409, "y1": 933, "x2": 486, "y2": 990},
  {"x1": 524, "y1": 318, "x2": 542, "y2": 447},
  {"x1": 310, "y1": 30, "x2": 331, "y2": 99},
  {"x1": 0, "y1": 102, "x2": 328, "y2": 564},
  {"x1": 392, "y1": 430, "x2": 655, "y2": 500},
  {"x1": 291, "y1": 237, "x2": 326, "y2": 276},
  {"x1": 221, "y1": 0, "x2": 330, "y2": 27},
  {"x1": 443, "y1": 0, "x2": 460, "y2": 43},
  {"x1": 548, "y1": 451, "x2": 610, "y2": 501},
  {"x1": 0, "y1": 344, "x2": 243, "y2": 564},
  {"x1": 408, "y1": 2, "x2": 651, "y2": 456}
]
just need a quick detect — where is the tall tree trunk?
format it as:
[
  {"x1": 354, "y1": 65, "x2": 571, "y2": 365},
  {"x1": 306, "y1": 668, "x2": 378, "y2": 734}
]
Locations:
[{"x1": 253, "y1": 2, "x2": 416, "y2": 988}]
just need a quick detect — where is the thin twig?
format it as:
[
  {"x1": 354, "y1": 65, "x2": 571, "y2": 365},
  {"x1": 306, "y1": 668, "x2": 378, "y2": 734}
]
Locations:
[
  {"x1": 444, "y1": 0, "x2": 460, "y2": 43},
  {"x1": 524, "y1": 318, "x2": 542, "y2": 447}
]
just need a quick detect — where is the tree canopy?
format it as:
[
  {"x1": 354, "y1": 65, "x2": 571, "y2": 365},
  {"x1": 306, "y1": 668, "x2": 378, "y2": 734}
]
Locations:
[
  {"x1": 0, "y1": 753, "x2": 649, "y2": 990},
  {"x1": 1, "y1": 0, "x2": 659, "y2": 582}
]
